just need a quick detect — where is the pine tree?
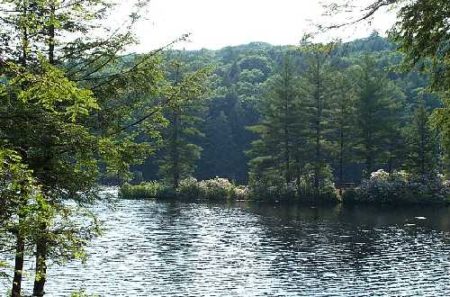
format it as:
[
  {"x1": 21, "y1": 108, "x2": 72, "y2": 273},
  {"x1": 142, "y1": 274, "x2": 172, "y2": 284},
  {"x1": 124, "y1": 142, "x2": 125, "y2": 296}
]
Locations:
[
  {"x1": 352, "y1": 55, "x2": 404, "y2": 178},
  {"x1": 300, "y1": 44, "x2": 335, "y2": 196},
  {"x1": 405, "y1": 95, "x2": 440, "y2": 180},
  {"x1": 158, "y1": 62, "x2": 210, "y2": 189},
  {"x1": 248, "y1": 54, "x2": 304, "y2": 190},
  {"x1": 329, "y1": 70, "x2": 357, "y2": 192}
]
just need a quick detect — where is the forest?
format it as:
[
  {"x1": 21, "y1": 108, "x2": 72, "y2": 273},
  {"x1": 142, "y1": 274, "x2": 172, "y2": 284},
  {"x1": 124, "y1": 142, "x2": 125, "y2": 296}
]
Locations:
[
  {"x1": 1, "y1": 0, "x2": 450, "y2": 296},
  {"x1": 125, "y1": 34, "x2": 447, "y2": 203}
]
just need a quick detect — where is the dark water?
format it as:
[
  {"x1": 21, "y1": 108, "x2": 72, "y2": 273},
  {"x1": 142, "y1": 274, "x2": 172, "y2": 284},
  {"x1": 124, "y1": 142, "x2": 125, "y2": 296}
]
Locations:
[{"x1": 5, "y1": 198, "x2": 450, "y2": 296}]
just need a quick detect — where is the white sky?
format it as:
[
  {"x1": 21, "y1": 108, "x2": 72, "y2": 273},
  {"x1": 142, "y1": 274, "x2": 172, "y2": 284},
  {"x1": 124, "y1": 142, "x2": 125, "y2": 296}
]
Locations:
[{"x1": 115, "y1": 0, "x2": 397, "y2": 52}]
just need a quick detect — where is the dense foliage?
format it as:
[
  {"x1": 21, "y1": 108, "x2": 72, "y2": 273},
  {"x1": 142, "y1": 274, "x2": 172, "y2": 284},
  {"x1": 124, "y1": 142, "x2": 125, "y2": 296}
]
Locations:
[
  {"x1": 0, "y1": 0, "x2": 173, "y2": 296},
  {"x1": 120, "y1": 177, "x2": 249, "y2": 201},
  {"x1": 131, "y1": 35, "x2": 444, "y2": 202},
  {"x1": 344, "y1": 169, "x2": 450, "y2": 205}
]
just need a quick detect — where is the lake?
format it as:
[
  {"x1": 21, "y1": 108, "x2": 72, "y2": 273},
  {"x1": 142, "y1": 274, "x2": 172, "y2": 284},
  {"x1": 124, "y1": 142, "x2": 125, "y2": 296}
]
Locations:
[{"x1": 5, "y1": 198, "x2": 450, "y2": 296}]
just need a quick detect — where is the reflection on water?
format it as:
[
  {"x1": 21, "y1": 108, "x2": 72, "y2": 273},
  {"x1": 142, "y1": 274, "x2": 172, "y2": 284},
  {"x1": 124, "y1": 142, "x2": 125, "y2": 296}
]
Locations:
[{"x1": 7, "y1": 200, "x2": 450, "y2": 296}]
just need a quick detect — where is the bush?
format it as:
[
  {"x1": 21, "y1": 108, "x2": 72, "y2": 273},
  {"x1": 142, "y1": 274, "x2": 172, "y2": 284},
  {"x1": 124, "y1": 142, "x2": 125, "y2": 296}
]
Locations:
[
  {"x1": 177, "y1": 177, "x2": 201, "y2": 199},
  {"x1": 178, "y1": 177, "x2": 251, "y2": 201},
  {"x1": 120, "y1": 177, "x2": 251, "y2": 201},
  {"x1": 343, "y1": 169, "x2": 450, "y2": 205},
  {"x1": 198, "y1": 178, "x2": 236, "y2": 200},
  {"x1": 248, "y1": 165, "x2": 339, "y2": 204},
  {"x1": 249, "y1": 174, "x2": 297, "y2": 201},
  {"x1": 234, "y1": 185, "x2": 251, "y2": 200},
  {"x1": 119, "y1": 182, "x2": 175, "y2": 199}
]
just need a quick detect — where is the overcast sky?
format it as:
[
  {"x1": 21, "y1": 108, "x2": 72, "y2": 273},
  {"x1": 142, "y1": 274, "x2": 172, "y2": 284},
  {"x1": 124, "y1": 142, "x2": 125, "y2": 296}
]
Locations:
[{"x1": 116, "y1": 0, "x2": 397, "y2": 52}]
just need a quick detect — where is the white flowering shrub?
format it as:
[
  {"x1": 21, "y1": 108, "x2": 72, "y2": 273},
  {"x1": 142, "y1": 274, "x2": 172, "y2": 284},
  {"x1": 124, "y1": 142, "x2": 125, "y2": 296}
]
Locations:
[
  {"x1": 177, "y1": 177, "x2": 251, "y2": 200},
  {"x1": 177, "y1": 177, "x2": 201, "y2": 198},
  {"x1": 121, "y1": 177, "x2": 252, "y2": 201},
  {"x1": 370, "y1": 169, "x2": 390, "y2": 181},
  {"x1": 234, "y1": 186, "x2": 251, "y2": 200},
  {"x1": 198, "y1": 177, "x2": 234, "y2": 200},
  {"x1": 344, "y1": 169, "x2": 450, "y2": 204}
]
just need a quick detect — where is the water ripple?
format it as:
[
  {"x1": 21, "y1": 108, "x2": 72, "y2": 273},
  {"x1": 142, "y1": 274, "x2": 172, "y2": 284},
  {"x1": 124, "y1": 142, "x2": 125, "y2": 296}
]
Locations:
[{"x1": 4, "y1": 201, "x2": 450, "y2": 296}]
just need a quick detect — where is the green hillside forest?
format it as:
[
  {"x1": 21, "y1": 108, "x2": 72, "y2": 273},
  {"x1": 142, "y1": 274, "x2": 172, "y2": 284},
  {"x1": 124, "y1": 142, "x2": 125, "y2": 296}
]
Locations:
[{"x1": 125, "y1": 34, "x2": 446, "y2": 203}]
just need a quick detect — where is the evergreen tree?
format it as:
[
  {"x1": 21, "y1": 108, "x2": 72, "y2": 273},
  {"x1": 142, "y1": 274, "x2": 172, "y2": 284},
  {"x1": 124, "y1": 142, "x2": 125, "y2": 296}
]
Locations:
[
  {"x1": 300, "y1": 44, "x2": 335, "y2": 195},
  {"x1": 0, "y1": 1, "x2": 168, "y2": 295},
  {"x1": 329, "y1": 70, "x2": 357, "y2": 192},
  {"x1": 352, "y1": 55, "x2": 404, "y2": 178},
  {"x1": 248, "y1": 54, "x2": 303, "y2": 188},
  {"x1": 158, "y1": 62, "x2": 210, "y2": 189},
  {"x1": 330, "y1": 0, "x2": 450, "y2": 158},
  {"x1": 0, "y1": 149, "x2": 48, "y2": 297},
  {"x1": 405, "y1": 95, "x2": 440, "y2": 180}
]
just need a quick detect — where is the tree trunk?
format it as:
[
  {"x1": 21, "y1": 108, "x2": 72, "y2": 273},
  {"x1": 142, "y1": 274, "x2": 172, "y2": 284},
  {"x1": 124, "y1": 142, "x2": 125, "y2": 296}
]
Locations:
[
  {"x1": 13, "y1": 6, "x2": 28, "y2": 295},
  {"x1": 365, "y1": 129, "x2": 373, "y2": 179},
  {"x1": 313, "y1": 57, "x2": 322, "y2": 197},
  {"x1": 294, "y1": 152, "x2": 302, "y2": 197},
  {"x1": 366, "y1": 152, "x2": 373, "y2": 179},
  {"x1": 32, "y1": 5, "x2": 56, "y2": 295},
  {"x1": 284, "y1": 90, "x2": 290, "y2": 186},
  {"x1": 48, "y1": 4, "x2": 56, "y2": 65},
  {"x1": 11, "y1": 229, "x2": 25, "y2": 297},
  {"x1": 420, "y1": 114, "x2": 426, "y2": 181},
  {"x1": 171, "y1": 109, "x2": 180, "y2": 189},
  {"x1": 20, "y1": 4, "x2": 28, "y2": 67},
  {"x1": 33, "y1": 227, "x2": 47, "y2": 297},
  {"x1": 171, "y1": 65, "x2": 181, "y2": 190},
  {"x1": 339, "y1": 128, "x2": 344, "y2": 196}
]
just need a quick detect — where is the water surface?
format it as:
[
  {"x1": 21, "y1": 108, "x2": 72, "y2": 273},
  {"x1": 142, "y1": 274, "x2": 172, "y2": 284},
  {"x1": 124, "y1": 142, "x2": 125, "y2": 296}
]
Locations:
[{"x1": 5, "y1": 199, "x2": 450, "y2": 296}]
